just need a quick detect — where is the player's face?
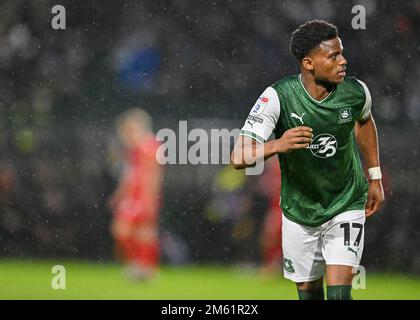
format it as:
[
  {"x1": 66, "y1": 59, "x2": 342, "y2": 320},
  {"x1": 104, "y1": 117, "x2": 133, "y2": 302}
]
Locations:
[
  {"x1": 119, "y1": 120, "x2": 140, "y2": 147},
  {"x1": 309, "y1": 37, "x2": 347, "y2": 84}
]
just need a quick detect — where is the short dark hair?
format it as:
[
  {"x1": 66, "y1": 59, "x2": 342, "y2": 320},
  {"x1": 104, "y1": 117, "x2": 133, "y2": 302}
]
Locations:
[{"x1": 290, "y1": 20, "x2": 338, "y2": 61}]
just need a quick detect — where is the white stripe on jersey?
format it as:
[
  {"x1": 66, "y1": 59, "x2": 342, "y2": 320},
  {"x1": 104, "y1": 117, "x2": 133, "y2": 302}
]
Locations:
[{"x1": 356, "y1": 79, "x2": 372, "y2": 121}]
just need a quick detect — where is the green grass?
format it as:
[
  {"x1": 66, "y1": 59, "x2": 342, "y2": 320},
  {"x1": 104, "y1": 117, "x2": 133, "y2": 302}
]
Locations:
[{"x1": 1, "y1": 259, "x2": 420, "y2": 300}]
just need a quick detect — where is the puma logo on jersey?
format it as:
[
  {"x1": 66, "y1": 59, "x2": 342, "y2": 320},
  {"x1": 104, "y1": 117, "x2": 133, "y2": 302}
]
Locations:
[
  {"x1": 291, "y1": 112, "x2": 305, "y2": 124},
  {"x1": 347, "y1": 247, "x2": 360, "y2": 258}
]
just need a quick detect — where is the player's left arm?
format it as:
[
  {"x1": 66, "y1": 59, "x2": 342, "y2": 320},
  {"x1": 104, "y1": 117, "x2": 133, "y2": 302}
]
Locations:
[{"x1": 354, "y1": 114, "x2": 385, "y2": 217}]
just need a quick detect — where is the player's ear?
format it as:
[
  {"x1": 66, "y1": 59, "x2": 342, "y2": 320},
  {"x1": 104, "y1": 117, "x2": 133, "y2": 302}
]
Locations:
[{"x1": 301, "y1": 57, "x2": 314, "y2": 71}]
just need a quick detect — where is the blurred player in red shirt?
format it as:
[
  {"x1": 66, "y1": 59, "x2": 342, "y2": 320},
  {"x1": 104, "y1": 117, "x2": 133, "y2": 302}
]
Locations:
[
  {"x1": 109, "y1": 108, "x2": 164, "y2": 280},
  {"x1": 259, "y1": 157, "x2": 283, "y2": 277}
]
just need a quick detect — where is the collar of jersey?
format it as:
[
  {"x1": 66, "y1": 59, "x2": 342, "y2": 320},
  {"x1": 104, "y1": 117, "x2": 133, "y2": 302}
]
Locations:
[{"x1": 298, "y1": 73, "x2": 335, "y2": 104}]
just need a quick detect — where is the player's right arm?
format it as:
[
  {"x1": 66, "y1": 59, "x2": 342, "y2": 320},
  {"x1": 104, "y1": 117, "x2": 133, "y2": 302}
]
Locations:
[
  {"x1": 231, "y1": 128, "x2": 313, "y2": 169},
  {"x1": 230, "y1": 87, "x2": 313, "y2": 169}
]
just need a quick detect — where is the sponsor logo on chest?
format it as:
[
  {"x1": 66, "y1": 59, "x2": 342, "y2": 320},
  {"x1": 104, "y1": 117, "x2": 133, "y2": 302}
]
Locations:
[
  {"x1": 307, "y1": 133, "x2": 337, "y2": 158},
  {"x1": 288, "y1": 107, "x2": 354, "y2": 159}
]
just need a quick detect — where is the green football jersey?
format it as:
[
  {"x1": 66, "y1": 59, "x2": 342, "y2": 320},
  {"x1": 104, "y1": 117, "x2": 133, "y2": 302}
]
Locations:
[{"x1": 240, "y1": 74, "x2": 371, "y2": 227}]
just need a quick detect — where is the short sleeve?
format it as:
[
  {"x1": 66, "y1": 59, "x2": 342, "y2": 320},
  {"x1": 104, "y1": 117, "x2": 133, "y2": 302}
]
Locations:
[
  {"x1": 239, "y1": 87, "x2": 281, "y2": 143},
  {"x1": 356, "y1": 79, "x2": 372, "y2": 121}
]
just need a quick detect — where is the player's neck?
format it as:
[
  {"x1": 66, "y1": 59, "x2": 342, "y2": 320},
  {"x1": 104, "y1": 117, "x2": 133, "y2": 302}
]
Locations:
[{"x1": 300, "y1": 72, "x2": 335, "y2": 101}]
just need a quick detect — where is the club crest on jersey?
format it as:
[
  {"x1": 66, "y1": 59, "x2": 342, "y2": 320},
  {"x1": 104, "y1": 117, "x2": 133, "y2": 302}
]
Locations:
[
  {"x1": 307, "y1": 133, "x2": 337, "y2": 158},
  {"x1": 251, "y1": 96, "x2": 269, "y2": 116},
  {"x1": 338, "y1": 108, "x2": 352, "y2": 124}
]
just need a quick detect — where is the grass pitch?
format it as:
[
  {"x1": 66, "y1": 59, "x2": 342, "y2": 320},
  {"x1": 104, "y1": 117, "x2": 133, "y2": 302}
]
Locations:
[{"x1": 1, "y1": 259, "x2": 420, "y2": 300}]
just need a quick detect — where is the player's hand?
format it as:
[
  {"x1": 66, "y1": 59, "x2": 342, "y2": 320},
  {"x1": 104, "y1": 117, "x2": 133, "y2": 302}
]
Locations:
[
  {"x1": 365, "y1": 179, "x2": 385, "y2": 217},
  {"x1": 274, "y1": 126, "x2": 313, "y2": 153}
]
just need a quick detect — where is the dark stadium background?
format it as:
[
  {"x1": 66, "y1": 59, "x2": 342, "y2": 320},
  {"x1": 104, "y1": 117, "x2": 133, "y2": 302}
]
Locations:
[{"x1": 0, "y1": 0, "x2": 419, "y2": 277}]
